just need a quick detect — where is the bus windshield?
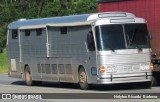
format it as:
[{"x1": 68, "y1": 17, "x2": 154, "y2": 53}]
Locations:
[{"x1": 95, "y1": 24, "x2": 151, "y2": 51}]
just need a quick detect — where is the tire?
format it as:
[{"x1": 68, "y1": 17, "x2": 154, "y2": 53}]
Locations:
[
  {"x1": 24, "y1": 66, "x2": 34, "y2": 86},
  {"x1": 78, "y1": 68, "x2": 90, "y2": 90},
  {"x1": 151, "y1": 76, "x2": 158, "y2": 86},
  {"x1": 139, "y1": 81, "x2": 151, "y2": 88},
  {"x1": 145, "y1": 81, "x2": 152, "y2": 89}
]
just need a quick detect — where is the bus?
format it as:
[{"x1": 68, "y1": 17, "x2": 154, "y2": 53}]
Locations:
[
  {"x1": 7, "y1": 12, "x2": 152, "y2": 90},
  {"x1": 97, "y1": 0, "x2": 160, "y2": 86}
]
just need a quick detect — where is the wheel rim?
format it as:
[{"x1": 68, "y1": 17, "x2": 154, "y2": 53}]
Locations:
[{"x1": 79, "y1": 71, "x2": 87, "y2": 84}]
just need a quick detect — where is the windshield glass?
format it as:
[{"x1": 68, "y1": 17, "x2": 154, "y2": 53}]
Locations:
[
  {"x1": 95, "y1": 25, "x2": 125, "y2": 51},
  {"x1": 95, "y1": 24, "x2": 150, "y2": 51},
  {"x1": 125, "y1": 24, "x2": 150, "y2": 49}
]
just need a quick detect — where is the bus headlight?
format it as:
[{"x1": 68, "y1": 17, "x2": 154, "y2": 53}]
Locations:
[
  {"x1": 140, "y1": 64, "x2": 150, "y2": 71},
  {"x1": 99, "y1": 65, "x2": 117, "y2": 73},
  {"x1": 106, "y1": 65, "x2": 117, "y2": 73}
]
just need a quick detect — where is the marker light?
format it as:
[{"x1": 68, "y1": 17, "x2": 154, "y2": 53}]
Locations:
[
  {"x1": 91, "y1": 67, "x2": 97, "y2": 75},
  {"x1": 99, "y1": 65, "x2": 105, "y2": 73},
  {"x1": 140, "y1": 64, "x2": 150, "y2": 71},
  {"x1": 150, "y1": 63, "x2": 154, "y2": 71}
]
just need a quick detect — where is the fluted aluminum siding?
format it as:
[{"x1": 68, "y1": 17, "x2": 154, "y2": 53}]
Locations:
[{"x1": 98, "y1": 53, "x2": 150, "y2": 65}]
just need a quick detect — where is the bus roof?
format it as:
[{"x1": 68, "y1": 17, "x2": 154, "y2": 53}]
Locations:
[
  {"x1": 8, "y1": 14, "x2": 91, "y2": 29},
  {"x1": 8, "y1": 12, "x2": 136, "y2": 29}
]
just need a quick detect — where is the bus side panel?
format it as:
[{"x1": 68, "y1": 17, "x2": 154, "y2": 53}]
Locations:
[
  {"x1": 8, "y1": 25, "x2": 98, "y2": 84},
  {"x1": 20, "y1": 29, "x2": 47, "y2": 81},
  {"x1": 68, "y1": 26, "x2": 93, "y2": 83},
  {"x1": 48, "y1": 26, "x2": 94, "y2": 83},
  {"x1": 8, "y1": 30, "x2": 22, "y2": 78}
]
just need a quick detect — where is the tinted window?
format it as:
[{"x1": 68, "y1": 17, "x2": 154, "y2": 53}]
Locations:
[
  {"x1": 36, "y1": 29, "x2": 42, "y2": 36},
  {"x1": 60, "y1": 27, "x2": 67, "y2": 34},
  {"x1": 125, "y1": 24, "x2": 150, "y2": 49},
  {"x1": 95, "y1": 24, "x2": 150, "y2": 51},
  {"x1": 25, "y1": 30, "x2": 30, "y2": 36},
  {"x1": 95, "y1": 25, "x2": 125, "y2": 51},
  {"x1": 87, "y1": 31, "x2": 95, "y2": 51},
  {"x1": 12, "y1": 30, "x2": 18, "y2": 39}
]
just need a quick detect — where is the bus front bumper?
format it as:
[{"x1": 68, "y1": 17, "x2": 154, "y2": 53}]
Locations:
[{"x1": 96, "y1": 72, "x2": 152, "y2": 84}]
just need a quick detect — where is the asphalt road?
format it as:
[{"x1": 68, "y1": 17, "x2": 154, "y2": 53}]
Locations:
[{"x1": 0, "y1": 74, "x2": 160, "y2": 102}]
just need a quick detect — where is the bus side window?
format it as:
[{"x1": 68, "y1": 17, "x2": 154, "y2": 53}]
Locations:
[
  {"x1": 87, "y1": 31, "x2": 95, "y2": 51},
  {"x1": 12, "y1": 30, "x2": 18, "y2": 39},
  {"x1": 36, "y1": 29, "x2": 42, "y2": 36},
  {"x1": 60, "y1": 27, "x2": 67, "y2": 34},
  {"x1": 25, "y1": 30, "x2": 30, "y2": 36}
]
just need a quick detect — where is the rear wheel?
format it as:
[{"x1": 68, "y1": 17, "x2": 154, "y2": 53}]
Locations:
[
  {"x1": 24, "y1": 66, "x2": 34, "y2": 86},
  {"x1": 78, "y1": 68, "x2": 90, "y2": 90},
  {"x1": 24, "y1": 66, "x2": 42, "y2": 86}
]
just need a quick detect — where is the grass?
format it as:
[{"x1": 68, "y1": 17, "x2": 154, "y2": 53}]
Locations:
[{"x1": 0, "y1": 48, "x2": 8, "y2": 74}]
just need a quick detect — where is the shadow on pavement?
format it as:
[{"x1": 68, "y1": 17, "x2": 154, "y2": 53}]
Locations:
[
  {"x1": 90, "y1": 82, "x2": 152, "y2": 91},
  {"x1": 11, "y1": 81, "x2": 156, "y2": 91},
  {"x1": 11, "y1": 81, "x2": 26, "y2": 85}
]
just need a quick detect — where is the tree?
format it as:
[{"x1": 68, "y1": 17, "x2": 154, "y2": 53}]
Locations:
[{"x1": 0, "y1": 0, "x2": 98, "y2": 52}]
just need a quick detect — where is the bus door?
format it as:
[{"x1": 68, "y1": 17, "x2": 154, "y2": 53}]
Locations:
[
  {"x1": 47, "y1": 26, "x2": 74, "y2": 82},
  {"x1": 87, "y1": 30, "x2": 97, "y2": 76},
  {"x1": 47, "y1": 26, "x2": 60, "y2": 81}
]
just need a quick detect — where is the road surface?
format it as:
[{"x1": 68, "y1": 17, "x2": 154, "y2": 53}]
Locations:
[{"x1": 0, "y1": 74, "x2": 160, "y2": 102}]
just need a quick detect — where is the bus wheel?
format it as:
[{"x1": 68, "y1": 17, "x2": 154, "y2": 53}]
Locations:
[
  {"x1": 78, "y1": 68, "x2": 90, "y2": 90},
  {"x1": 145, "y1": 81, "x2": 152, "y2": 88},
  {"x1": 152, "y1": 76, "x2": 158, "y2": 86},
  {"x1": 24, "y1": 66, "x2": 34, "y2": 86}
]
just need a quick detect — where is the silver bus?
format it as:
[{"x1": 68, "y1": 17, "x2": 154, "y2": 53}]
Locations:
[{"x1": 7, "y1": 12, "x2": 152, "y2": 90}]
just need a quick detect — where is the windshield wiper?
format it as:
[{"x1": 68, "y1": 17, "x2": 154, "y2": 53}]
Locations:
[
  {"x1": 127, "y1": 33, "x2": 142, "y2": 51},
  {"x1": 133, "y1": 43, "x2": 142, "y2": 51},
  {"x1": 103, "y1": 39, "x2": 115, "y2": 52}
]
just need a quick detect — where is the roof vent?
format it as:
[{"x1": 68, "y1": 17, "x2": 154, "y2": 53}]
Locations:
[
  {"x1": 18, "y1": 18, "x2": 27, "y2": 21},
  {"x1": 98, "y1": 13, "x2": 127, "y2": 18}
]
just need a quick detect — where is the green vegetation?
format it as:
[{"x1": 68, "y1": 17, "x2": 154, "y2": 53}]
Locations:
[
  {"x1": 0, "y1": 0, "x2": 97, "y2": 73},
  {"x1": 0, "y1": 48, "x2": 8, "y2": 73},
  {"x1": 0, "y1": 0, "x2": 97, "y2": 50},
  {"x1": 0, "y1": 0, "x2": 97, "y2": 49}
]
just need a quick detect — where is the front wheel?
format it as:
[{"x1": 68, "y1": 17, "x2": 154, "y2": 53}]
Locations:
[
  {"x1": 151, "y1": 76, "x2": 158, "y2": 86},
  {"x1": 78, "y1": 68, "x2": 90, "y2": 90},
  {"x1": 144, "y1": 81, "x2": 152, "y2": 89}
]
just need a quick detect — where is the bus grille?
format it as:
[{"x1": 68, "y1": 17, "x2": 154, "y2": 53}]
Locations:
[{"x1": 97, "y1": 53, "x2": 150, "y2": 65}]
